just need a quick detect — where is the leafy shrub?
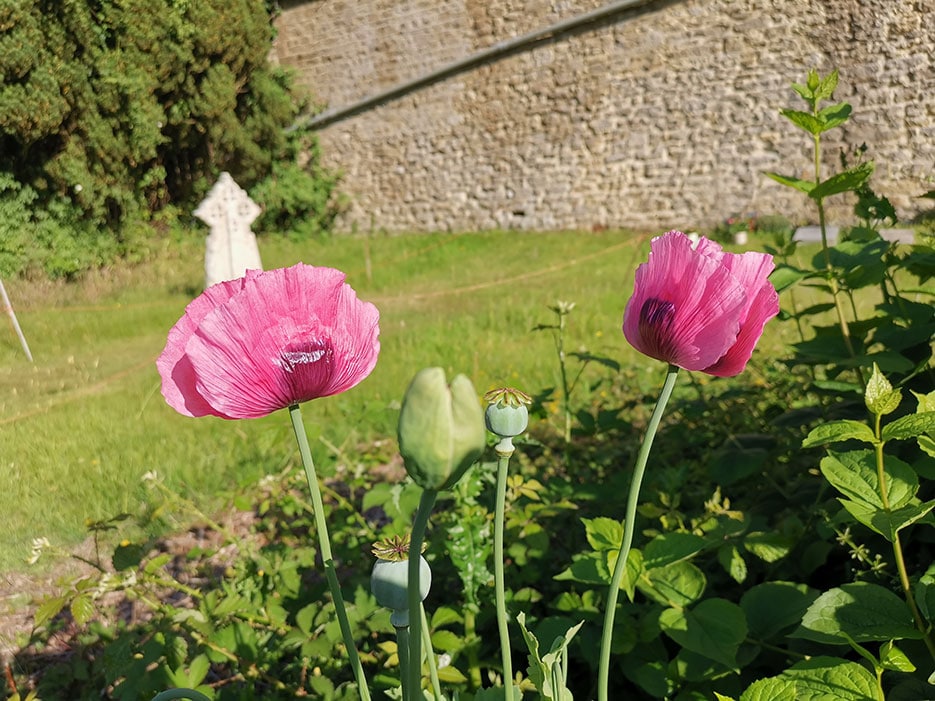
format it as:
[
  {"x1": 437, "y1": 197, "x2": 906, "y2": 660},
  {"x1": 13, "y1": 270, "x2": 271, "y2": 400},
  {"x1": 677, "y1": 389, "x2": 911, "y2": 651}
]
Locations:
[{"x1": 0, "y1": 0, "x2": 338, "y2": 277}]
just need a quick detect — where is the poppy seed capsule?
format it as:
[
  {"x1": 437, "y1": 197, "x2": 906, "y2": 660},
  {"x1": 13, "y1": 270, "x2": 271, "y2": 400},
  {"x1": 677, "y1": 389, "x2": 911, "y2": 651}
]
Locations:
[
  {"x1": 483, "y1": 387, "x2": 532, "y2": 438},
  {"x1": 397, "y1": 367, "x2": 486, "y2": 491},
  {"x1": 370, "y1": 556, "x2": 431, "y2": 628},
  {"x1": 485, "y1": 401, "x2": 528, "y2": 438}
]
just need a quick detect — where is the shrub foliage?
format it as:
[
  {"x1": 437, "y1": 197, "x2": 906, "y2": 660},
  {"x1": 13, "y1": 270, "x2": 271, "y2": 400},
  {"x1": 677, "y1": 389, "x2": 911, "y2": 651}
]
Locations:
[{"x1": 0, "y1": 0, "x2": 335, "y2": 278}]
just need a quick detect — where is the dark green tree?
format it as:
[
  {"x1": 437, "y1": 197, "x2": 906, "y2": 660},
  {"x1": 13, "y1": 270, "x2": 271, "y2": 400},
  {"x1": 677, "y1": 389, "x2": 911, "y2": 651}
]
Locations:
[{"x1": 0, "y1": 0, "x2": 334, "y2": 277}]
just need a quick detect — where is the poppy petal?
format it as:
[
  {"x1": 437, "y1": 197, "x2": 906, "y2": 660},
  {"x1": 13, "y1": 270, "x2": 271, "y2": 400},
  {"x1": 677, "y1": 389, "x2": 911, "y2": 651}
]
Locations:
[
  {"x1": 184, "y1": 264, "x2": 379, "y2": 419},
  {"x1": 624, "y1": 231, "x2": 748, "y2": 370}
]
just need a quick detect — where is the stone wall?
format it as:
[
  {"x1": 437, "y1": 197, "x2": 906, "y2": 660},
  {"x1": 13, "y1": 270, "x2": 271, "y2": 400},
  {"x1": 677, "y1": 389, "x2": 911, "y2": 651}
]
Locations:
[{"x1": 271, "y1": 0, "x2": 934, "y2": 233}]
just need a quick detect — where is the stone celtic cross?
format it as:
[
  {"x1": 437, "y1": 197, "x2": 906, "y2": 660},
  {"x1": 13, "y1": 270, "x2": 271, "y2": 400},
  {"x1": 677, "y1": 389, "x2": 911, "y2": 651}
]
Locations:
[{"x1": 195, "y1": 172, "x2": 263, "y2": 288}]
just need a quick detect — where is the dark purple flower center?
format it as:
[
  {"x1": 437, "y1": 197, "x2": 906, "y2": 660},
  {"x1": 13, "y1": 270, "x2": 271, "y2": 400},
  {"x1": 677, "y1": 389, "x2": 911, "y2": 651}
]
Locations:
[
  {"x1": 638, "y1": 298, "x2": 678, "y2": 361},
  {"x1": 275, "y1": 338, "x2": 335, "y2": 400}
]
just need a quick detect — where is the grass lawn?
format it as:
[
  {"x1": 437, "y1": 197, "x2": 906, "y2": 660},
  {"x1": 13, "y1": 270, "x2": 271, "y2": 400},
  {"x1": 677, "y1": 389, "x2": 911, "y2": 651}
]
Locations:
[{"x1": 0, "y1": 229, "x2": 816, "y2": 573}]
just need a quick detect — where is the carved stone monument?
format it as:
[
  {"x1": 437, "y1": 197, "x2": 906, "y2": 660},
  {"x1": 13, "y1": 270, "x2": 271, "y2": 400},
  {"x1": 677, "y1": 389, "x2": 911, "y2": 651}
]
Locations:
[{"x1": 195, "y1": 172, "x2": 263, "y2": 288}]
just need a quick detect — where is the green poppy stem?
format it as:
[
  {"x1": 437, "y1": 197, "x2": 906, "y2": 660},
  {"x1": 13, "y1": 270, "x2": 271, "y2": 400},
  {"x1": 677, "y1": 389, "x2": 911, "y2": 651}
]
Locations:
[
  {"x1": 408, "y1": 489, "x2": 438, "y2": 700},
  {"x1": 289, "y1": 404, "x2": 371, "y2": 701},
  {"x1": 494, "y1": 441, "x2": 516, "y2": 696},
  {"x1": 421, "y1": 602, "x2": 443, "y2": 700},
  {"x1": 396, "y1": 624, "x2": 412, "y2": 701},
  {"x1": 597, "y1": 365, "x2": 680, "y2": 701}
]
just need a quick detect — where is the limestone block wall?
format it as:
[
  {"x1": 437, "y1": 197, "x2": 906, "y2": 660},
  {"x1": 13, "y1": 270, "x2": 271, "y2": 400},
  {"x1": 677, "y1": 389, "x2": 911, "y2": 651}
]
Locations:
[{"x1": 271, "y1": 0, "x2": 934, "y2": 233}]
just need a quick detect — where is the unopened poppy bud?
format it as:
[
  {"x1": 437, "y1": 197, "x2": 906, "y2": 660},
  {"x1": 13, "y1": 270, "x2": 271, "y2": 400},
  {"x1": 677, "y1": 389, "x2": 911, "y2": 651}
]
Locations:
[
  {"x1": 484, "y1": 387, "x2": 532, "y2": 438},
  {"x1": 371, "y1": 537, "x2": 430, "y2": 627},
  {"x1": 397, "y1": 367, "x2": 486, "y2": 491}
]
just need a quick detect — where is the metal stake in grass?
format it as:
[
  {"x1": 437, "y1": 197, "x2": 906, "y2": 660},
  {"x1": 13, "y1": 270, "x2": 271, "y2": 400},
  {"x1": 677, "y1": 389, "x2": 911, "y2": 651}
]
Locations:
[{"x1": 0, "y1": 278, "x2": 33, "y2": 362}]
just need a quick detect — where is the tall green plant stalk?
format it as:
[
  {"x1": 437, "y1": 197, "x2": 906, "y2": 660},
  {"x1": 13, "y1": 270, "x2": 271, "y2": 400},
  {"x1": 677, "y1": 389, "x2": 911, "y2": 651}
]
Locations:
[
  {"x1": 598, "y1": 365, "x2": 680, "y2": 701},
  {"x1": 289, "y1": 404, "x2": 371, "y2": 701},
  {"x1": 494, "y1": 443, "x2": 516, "y2": 694},
  {"x1": 408, "y1": 489, "x2": 439, "y2": 701},
  {"x1": 421, "y1": 602, "x2": 443, "y2": 700},
  {"x1": 871, "y1": 413, "x2": 935, "y2": 663},
  {"x1": 554, "y1": 303, "x2": 574, "y2": 443}
]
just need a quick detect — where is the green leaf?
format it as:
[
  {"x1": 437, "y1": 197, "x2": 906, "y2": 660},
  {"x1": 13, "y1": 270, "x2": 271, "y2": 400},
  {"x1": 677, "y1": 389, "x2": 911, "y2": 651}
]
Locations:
[
  {"x1": 865, "y1": 363, "x2": 902, "y2": 416},
  {"x1": 883, "y1": 412, "x2": 935, "y2": 442},
  {"x1": 741, "y1": 656, "x2": 880, "y2": 701},
  {"x1": 769, "y1": 264, "x2": 810, "y2": 292},
  {"x1": 659, "y1": 598, "x2": 747, "y2": 669},
  {"x1": 739, "y1": 676, "x2": 798, "y2": 701},
  {"x1": 820, "y1": 450, "x2": 918, "y2": 510},
  {"x1": 914, "y1": 563, "x2": 935, "y2": 619},
  {"x1": 880, "y1": 641, "x2": 916, "y2": 673},
  {"x1": 516, "y1": 612, "x2": 582, "y2": 701},
  {"x1": 718, "y1": 544, "x2": 747, "y2": 584},
  {"x1": 780, "y1": 108, "x2": 824, "y2": 135},
  {"x1": 642, "y1": 532, "x2": 706, "y2": 569},
  {"x1": 810, "y1": 161, "x2": 874, "y2": 201},
  {"x1": 816, "y1": 70, "x2": 840, "y2": 101},
  {"x1": 743, "y1": 531, "x2": 794, "y2": 563},
  {"x1": 794, "y1": 582, "x2": 922, "y2": 644},
  {"x1": 765, "y1": 171, "x2": 815, "y2": 194},
  {"x1": 34, "y1": 595, "x2": 67, "y2": 627},
  {"x1": 817, "y1": 101, "x2": 852, "y2": 130},
  {"x1": 913, "y1": 389, "x2": 935, "y2": 413},
  {"x1": 839, "y1": 498, "x2": 935, "y2": 541},
  {"x1": 431, "y1": 606, "x2": 463, "y2": 629},
  {"x1": 70, "y1": 594, "x2": 95, "y2": 626},
  {"x1": 740, "y1": 581, "x2": 820, "y2": 640},
  {"x1": 639, "y1": 560, "x2": 706, "y2": 608},
  {"x1": 802, "y1": 420, "x2": 876, "y2": 448},
  {"x1": 436, "y1": 664, "x2": 469, "y2": 684},
  {"x1": 582, "y1": 516, "x2": 622, "y2": 551}
]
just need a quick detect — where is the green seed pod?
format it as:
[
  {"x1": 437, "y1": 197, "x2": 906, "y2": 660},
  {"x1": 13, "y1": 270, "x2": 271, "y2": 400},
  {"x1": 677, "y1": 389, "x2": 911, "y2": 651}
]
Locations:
[
  {"x1": 397, "y1": 367, "x2": 486, "y2": 491},
  {"x1": 484, "y1": 387, "x2": 532, "y2": 438},
  {"x1": 370, "y1": 556, "x2": 431, "y2": 628}
]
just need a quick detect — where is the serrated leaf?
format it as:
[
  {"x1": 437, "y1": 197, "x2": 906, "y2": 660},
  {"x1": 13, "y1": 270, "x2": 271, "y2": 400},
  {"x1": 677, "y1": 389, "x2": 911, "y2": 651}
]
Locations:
[
  {"x1": 34, "y1": 595, "x2": 67, "y2": 627},
  {"x1": 816, "y1": 70, "x2": 840, "y2": 100},
  {"x1": 802, "y1": 420, "x2": 876, "y2": 448},
  {"x1": 740, "y1": 581, "x2": 819, "y2": 641},
  {"x1": 739, "y1": 676, "x2": 798, "y2": 701},
  {"x1": 914, "y1": 563, "x2": 935, "y2": 619},
  {"x1": 880, "y1": 641, "x2": 916, "y2": 672},
  {"x1": 436, "y1": 664, "x2": 469, "y2": 684},
  {"x1": 866, "y1": 363, "x2": 902, "y2": 416},
  {"x1": 769, "y1": 264, "x2": 810, "y2": 292},
  {"x1": 817, "y1": 102, "x2": 852, "y2": 130},
  {"x1": 639, "y1": 560, "x2": 706, "y2": 607},
  {"x1": 820, "y1": 450, "x2": 917, "y2": 510},
  {"x1": 718, "y1": 544, "x2": 747, "y2": 584},
  {"x1": 883, "y1": 412, "x2": 935, "y2": 442},
  {"x1": 70, "y1": 595, "x2": 95, "y2": 626},
  {"x1": 582, "y1": 516, "x2": 622, "y2": 551},
  {"x1": 430, "y1": 629, "x2": 463, "y2": 652},
  {"x1": 810, "y1": 161, "x2": 874, "y2": 200},
  {"x1": 780, "y1": 109, "x2": 824, "y2": 135},
  {"x1": 516, "y1": 612, "x2": 581, "y2": 701},
  {"x1": 642, "y1": 532, "x2": 706, "y2": 568},
  {"x1": 794, "y1": 582, "x2": 922, "y2": 644},
  {"x1": 839, "y1": 498, "x2": 935, "y2": 541},
  {"x1": 914, "y1": 390, "x2": 935, "y2": 413},
  {"x1": 659, "y1": 598, "x2": 747, "y2": 669},
  {"x1": 743, "y1": 531, "x2": 794, "y2": 563},
  {"x1": 741, "y1": 656, "x2": 879, "y2": 701},
  {"x1": 430, "y1": 606, "x2": 462, "y2": 629},
  {"x1": 765, "y1": 171, "x2": 815, "y2": 194}
]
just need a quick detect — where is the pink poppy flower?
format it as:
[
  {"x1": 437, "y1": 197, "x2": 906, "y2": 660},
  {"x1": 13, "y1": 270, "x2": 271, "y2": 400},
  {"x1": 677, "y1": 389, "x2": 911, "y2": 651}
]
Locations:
[
  {"x1": 623, "y1": 231, "x2": 779, "y2": 377},
  {"x1": 158, "y1": 263, "x2": 380, "y2": 419}
]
